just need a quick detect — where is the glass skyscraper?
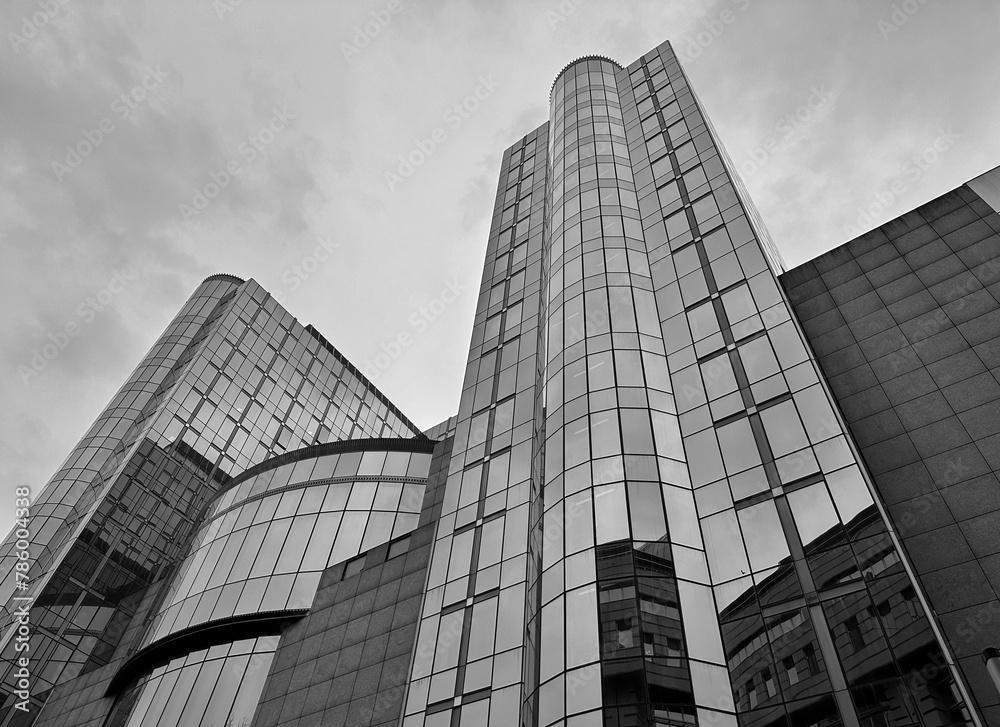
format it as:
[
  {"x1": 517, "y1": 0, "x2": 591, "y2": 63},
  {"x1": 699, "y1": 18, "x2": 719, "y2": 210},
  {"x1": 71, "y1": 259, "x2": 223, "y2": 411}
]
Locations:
[
  {"x1": 5, "y1": 39, "x2": 998, "y2": 727},
  {"x1": 0, "y1": 275, "x2": 425, "y2": 723}
]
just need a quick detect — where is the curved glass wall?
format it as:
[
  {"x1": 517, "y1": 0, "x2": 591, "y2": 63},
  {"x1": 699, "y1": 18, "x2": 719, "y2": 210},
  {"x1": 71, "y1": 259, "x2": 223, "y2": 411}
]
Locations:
[
  {"x1": 141, "y1": 443, "x2": 431, "y2": 647},
  {"x1": 533, "y1": 56, "x2": 705, "y2": 727},
  {"x1": 106, "y1": 635, "x2": 278, "y2": 727}
]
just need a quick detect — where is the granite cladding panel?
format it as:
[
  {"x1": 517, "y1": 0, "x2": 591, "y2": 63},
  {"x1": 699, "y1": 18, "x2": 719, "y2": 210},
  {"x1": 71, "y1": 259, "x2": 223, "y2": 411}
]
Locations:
[{"x1": 781, "y1": 184, "x2": 1000, "y2": 716}]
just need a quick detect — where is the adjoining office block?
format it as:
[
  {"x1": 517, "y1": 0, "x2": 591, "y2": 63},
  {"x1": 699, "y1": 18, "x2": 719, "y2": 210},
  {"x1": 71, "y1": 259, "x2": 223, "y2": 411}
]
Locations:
[{"x1": 781, "y1": 165, "x2": 1000, "y2": 726}]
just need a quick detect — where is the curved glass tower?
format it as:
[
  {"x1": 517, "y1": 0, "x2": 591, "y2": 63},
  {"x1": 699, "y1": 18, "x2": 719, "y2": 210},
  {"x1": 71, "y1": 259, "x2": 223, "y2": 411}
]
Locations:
[{"x1": 535, "y1": 55, "x2": 696, "y2": 726}]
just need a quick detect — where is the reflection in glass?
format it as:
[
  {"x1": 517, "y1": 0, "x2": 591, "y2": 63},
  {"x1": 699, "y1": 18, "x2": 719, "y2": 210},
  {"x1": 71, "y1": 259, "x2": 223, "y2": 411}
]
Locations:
[
  {"x1": 759, "y1": 401, "x2": 809, "y2": 458},
  {"x1": 541, "y1": 595, "x2": 565, "y2": 681},
  {"x1": 766, "y1": 608, "x2": 830, "y2": 703},
  {"x1": 594, "y1": 483, "x2": 630, "y2": 544},
  {"x1": 703, "y1": 510, "x2": 750, "y2": 583},
  {"x1": 627, "y1": 482, "x2": 666, "y2": 541},
  {"x1": 738, "y1": 501, "x2": 790, "y2": 573},
  {"x1": 786, "y1": 484, "x2": 841, "y2": 550},
  {"x1": 677, "y1": 581, "x2": 726, "y2": 664},
  {"x1": 567, "y1": 585, "x2": 600, "y2": 668},
  {"x1": 717, "y1": 418, "x2": 763, "y2": 476},
  {"x1": 825, "y1": 466, "x2": 873, "y2": 526}
]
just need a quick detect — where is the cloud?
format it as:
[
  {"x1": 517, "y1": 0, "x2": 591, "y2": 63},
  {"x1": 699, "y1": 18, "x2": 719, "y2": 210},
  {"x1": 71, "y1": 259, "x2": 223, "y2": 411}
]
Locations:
[{"x1": 0, "y1": 1, "x2": 332, "y2": 532}]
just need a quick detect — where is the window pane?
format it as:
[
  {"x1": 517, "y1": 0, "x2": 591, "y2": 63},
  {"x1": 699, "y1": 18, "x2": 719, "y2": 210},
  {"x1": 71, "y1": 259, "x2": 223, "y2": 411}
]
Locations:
[
  {"x1": 662, "y1": 485, "x2": 703, "y2": 549},
  {"x1": 738, "y1": 501, "x2": 790, "y2": 572},
  {"x1": 566, "y1": 585, "x2": 600, "y2": 668},
  {"x1": 793, "y1": 385, "x2": 841, "y2": 443},
  {"x1": 677, "y1": 581, "x2": 726, "y2": 663},
  {"x1": 701, "y1": 353, "x2": 738, "y2": 400},
  {"x1": 685, "y1": 429, "x2": 725, "y2": 487},
  {"x1": 826, "y1": 465, "x2": 874, "y2": 525},
  {"x1": 590, "y1": 411, "x2": 622, "y2": 459},
  {"x1": 722, "y1": 284, "x2": 756, "y2": 324},
  {"x1": 614, "y1": 350, "x2": 644, "y2": 387},
  {"x1": 786, "y1": 483, "x2": 841, "y2": 549},
  {"x1": 620, "y1": 409, "x2": 654, "y2": 455},
  {"x1": 565, "y1": 491, "x2": 595, "y2": 555},
  {"x1": 585, "y1": 289, "x2": 610, "y2": 336},
  {"x1": 467, "y1": 597, "x2": 498, "y2": 662},
  {"x1": 541, "y1": 596, "x2": 565, "y2": 680},
  {"x1": 759, "y1": 400, "x2": 809, "y2": 458},
  {"x1": 587, "y1": 351, "x2": 615, "y2": 391},
  {"x1": 594, "y1": 483, "x2": 629, "y2": 544},
  {"x1": 716, "y1": 418, "x2": 762, "y2": 475},
  {"x1": 628, "y1": 482, "x2": 666, "y2": 541},
  {"x1": 702, "y1": 509, "x2": 749, "y2": 583},
  {"x1": 435, "y1": 610, "x2": 465, "y2": 671}
]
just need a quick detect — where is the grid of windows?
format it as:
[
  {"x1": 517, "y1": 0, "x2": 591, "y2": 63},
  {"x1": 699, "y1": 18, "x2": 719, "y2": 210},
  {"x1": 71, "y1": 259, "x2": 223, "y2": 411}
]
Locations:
[
  {"x1": 0, "y1": 276, "x2": 422, "y2": 716},
  {"x1": 401, "y1": 128, "x2": 548, "y2": 727},
  {"x1": 628, "y1": 41, "x2": 973, "y2": 726}
]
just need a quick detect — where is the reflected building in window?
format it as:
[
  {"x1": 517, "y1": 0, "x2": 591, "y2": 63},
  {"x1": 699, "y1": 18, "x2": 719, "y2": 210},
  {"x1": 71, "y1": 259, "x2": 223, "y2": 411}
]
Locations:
[
  {"x1": 6, "y1": 38, "x2": 1000, "y2": 727},
  {"x1": 780, "y1": 165, "x2": 1000, "y2": 727}
]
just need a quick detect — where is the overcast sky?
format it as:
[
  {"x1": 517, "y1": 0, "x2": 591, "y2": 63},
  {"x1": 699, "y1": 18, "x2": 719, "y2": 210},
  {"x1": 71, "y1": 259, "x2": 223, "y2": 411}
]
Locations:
[{"x1": 2, "y1": 0, "x2": 999, "y2": 529}]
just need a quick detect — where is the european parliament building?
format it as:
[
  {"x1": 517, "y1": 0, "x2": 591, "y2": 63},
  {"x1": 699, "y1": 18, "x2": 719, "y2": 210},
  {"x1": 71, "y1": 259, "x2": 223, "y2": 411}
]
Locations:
[{"x1": 3, "y1": 39, "x2": 1000, "y2": 727}]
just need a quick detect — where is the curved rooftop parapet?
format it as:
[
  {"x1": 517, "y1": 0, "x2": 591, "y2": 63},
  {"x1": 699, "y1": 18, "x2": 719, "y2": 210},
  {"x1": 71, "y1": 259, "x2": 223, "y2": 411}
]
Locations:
[
  {"x1": 201, "y1": 272, "x2": 246, "y2": 284},
  {"x1": 549, "y1": 53, "x2": 622, "y2": 99}
]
